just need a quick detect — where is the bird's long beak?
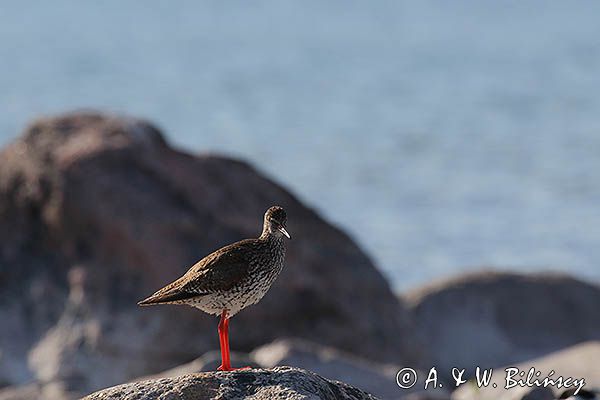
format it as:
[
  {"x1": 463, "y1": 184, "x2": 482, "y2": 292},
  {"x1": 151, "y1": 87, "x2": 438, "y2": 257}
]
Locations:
[{"x1": 279, "y1": 226, "x2": 291, "y2": 239}]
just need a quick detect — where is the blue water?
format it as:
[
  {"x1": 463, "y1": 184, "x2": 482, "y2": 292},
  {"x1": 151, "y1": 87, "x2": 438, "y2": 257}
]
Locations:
[{"x1": 1, "y1": 1, "x2": 600, "y2": 290}]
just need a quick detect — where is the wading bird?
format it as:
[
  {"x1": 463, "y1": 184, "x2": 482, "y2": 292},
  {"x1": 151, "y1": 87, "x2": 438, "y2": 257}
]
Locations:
[{"x1": 138, "y1": 206, "x2": 290, "y2": 371}]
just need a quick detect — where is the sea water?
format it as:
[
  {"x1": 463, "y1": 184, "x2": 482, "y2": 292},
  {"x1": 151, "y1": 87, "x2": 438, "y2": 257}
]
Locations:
[{"x1": 1, "y1": 1, "x2": 599, "y2": 289}]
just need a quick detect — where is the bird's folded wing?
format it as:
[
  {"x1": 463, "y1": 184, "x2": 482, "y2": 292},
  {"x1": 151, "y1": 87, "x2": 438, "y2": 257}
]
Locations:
[
  {"x1": 137, "y1": 240, "x2": 253, "y2": 306},
  {"x1": 137, "y1": 283, "x2": 200, "y2": 305},
  {"x1": 181, "y1": 243, "x2": 252, "y2": 294}
]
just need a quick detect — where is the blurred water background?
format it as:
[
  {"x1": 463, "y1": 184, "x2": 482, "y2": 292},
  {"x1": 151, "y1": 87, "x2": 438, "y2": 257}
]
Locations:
[{"x1": 1, "y1": 1, "x2": 599, "y2": 290}]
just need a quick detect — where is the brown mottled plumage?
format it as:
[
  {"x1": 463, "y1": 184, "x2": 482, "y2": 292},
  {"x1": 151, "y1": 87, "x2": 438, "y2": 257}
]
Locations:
[
  {"x1": 138, "y1": 206, "x2": 290, "y2": 371},
  {"x1": 138, "y1": 206, "x2": 289, "y2": 316}
]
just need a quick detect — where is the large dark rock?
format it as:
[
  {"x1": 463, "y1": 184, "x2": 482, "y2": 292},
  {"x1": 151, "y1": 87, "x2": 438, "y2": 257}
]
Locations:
[
  {"x1": 0, "y1": 112, "x2": 419, "y2": 396},
  {"x1": 405, "y1": 271, "x2": 600, "y2": 382},
  {"x1": 82, "y1": 367, "x2": 379, "y2": 400}
]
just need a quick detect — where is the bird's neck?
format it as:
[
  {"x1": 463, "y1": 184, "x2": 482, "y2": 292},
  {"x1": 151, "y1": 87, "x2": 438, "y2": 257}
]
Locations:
[
  {"x1": 259, "y1": 229, "x2": 284, "y2": 244},
  {"x1": 259, "y1": 221, "x2": 272, "y2": 240}
]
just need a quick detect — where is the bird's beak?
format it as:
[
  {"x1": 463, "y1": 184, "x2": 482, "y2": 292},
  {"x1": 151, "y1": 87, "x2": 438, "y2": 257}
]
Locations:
[{"x1": 279, "y1": 226, "x2": 291, "y2": 239}]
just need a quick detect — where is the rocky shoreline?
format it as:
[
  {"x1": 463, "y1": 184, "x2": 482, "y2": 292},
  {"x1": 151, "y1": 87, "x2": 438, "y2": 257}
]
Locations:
[{"x1": 0, "y1": 112, "x2": 598, "y2": 400}]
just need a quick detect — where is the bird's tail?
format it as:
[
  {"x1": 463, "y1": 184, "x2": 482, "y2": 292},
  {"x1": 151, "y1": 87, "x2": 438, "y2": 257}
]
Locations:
[{"x1": 138, "y1": 286, "x2": 202, "y2": 306}]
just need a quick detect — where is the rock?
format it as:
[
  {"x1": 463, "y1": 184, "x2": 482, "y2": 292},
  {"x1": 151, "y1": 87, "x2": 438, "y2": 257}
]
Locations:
[
  {"x1": 140, "y1": 350, "x2": 260, "y2": 378},
  {"x1": 0, "y1": 112, "x2": 419, "y2": 396},
  {"x1": 520, "y1": 387, "x2": 555, "y2": 400},
  {"x1": 557, "y1": 388, "x2": 600, "y2": 399},
  {"x1": 130, "y1": 337, "x2": 450, "y2": 399},
  {"x1": 0, "y1": 384, "x2": 42, "y2": 400},
  {"x1": 452, "y1": 341, "x2": 600, "y2": 400},
  {"x1": 82, "y1": 366, "x2": 379, "y2": 400},
  {"x1": 251, "y1": 338, "x2": 407, "y2": 399},
  {"x1": 404, "y1": 271, "x2": 600, "y2": 381},
  {"x1": 402, "y1": 392, "x2": 452, "y2": 400},
  {"x1": 0, "y1": 381, "x2": 80, "y2": 400},
  {"x1": 135, "y1": 338, "x2": 408, "y2": 399}
]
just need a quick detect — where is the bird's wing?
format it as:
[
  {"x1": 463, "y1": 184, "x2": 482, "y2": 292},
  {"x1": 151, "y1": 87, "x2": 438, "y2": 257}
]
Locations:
[
  {"x1": 138, "y1": 239, "x2": 254, "y2": 306},
  {"x1": 181, "y1": 239, "x2": 254, "y2": 293},
  {"x1": 137, "y1": 280, "x2": 200, "y2": 305}
]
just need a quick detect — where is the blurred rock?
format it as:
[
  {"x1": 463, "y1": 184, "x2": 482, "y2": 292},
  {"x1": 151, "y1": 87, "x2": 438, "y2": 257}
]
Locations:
[
  {"x1": 250, "y1": 338, "x2": 410, "y2": 399},
  {"x1": 521, "y1": 387, "x2": 555, "y2": 400},
  {"x1": 452, "y1": 341, "x2": 600, "y2": 400},
  {"x1": 0, "y1": 112, "x2": 419, "y2": 395},
  {"x1": 82, "y1": 366, "x2": 379, "y2": 400},
  {"x1": 140, "y1": 337, "x2": 448, "y2": 399},
  {"x1": 558, "y1": 388, "x2": 600, "y2": 399},
  {"x1": 404, "y1": 271, "x2": 600, "y2": 381},
  {"x1": 402, "y1": 392, "x2": 452, "y2": 400},
  {"x1": 0, "y1": 381, "x2": 81, "y2": 400},
  {"x1": 0, "y1": 384, "x2": 41, "y2": 400}
]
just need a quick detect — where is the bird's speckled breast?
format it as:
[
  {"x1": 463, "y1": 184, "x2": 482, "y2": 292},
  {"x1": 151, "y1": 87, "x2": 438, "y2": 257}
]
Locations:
[{"x1": 189, "y1": 237, "x2": 286, "y2": 317}]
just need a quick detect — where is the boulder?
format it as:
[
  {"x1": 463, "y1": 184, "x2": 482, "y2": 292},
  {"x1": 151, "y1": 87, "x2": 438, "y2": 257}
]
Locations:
[
  {"x1": 0, "y1": 384, "x2": 42, "y2": 400},
  {"x1": 404, "y1": 271, "x2": 600, "y2": 382},
  {"x1": 402, "y1": 393, "x2": 451, "y2": 400},
  {"x1": 0, "y1": 112, "x2": 419, "y2": 396},
  {"x1": 452, "y1": 341, "x2": 600, "y2": 400},
  {"x1": 143, "y1": 338, "x2": 423, "y2": 399},
  {"x1": 139, "y1": 350, "x2": 259, "y2": 378},
  {"x1": 251, "y1": 338, "x2": 403, "y2": 399},
  {"x1": 520, "y1": 387, "x2": 555, "y2": 400},
  {"x1": 82, "y1": 367, "x2": 379, "y2": 400},
  {"x1": 251, "y1": 338, "x2": 448, "y2": 399}
]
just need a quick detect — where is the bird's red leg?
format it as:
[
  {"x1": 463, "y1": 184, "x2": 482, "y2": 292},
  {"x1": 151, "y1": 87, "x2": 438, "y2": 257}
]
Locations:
[
  {"x1": 217, "y1": 310, "x2": 231, "y2": 371},
  {"x1": 216, "y1": 310, "x2": 251, "y2": 371}
]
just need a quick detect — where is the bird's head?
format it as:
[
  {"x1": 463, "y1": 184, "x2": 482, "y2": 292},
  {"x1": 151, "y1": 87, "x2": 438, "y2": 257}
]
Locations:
[{"x1": 264, "y1": 206, "x2": 290, "y2": 239}]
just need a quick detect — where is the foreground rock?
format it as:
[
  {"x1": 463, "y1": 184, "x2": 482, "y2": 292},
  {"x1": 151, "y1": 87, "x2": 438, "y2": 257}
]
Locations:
[
  {"x1": 452, "y1": 341, "x2": 600, "y2": 400},
  {"x1": 405, "y1": 271, "x2": 600, "y2": 381},
  {"x1": 142, "y1": 338, "x2": 441, "y2": 399},
  {"x1": 0, "y1": 112, "x2": 418, "y2": 396},
  {"x1": 252, "y1": 339, "x2": 453, "y2": 400},
  {"x1": 82, "y1": 367, "x2": 379, "y2": 400},
  {"x1": 251, "y1": 339, "x2": 404, "y2": 399}
]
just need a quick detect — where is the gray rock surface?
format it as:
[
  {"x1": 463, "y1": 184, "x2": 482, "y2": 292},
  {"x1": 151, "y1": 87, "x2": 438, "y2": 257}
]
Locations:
[
  {"x1": 404, "y1": 271, "x2": 600, "y2": 381},
  {"x1": 251, "y1": 338, "x2": 447, "y2": 400},
  {"x1": 82, "y1": 366, "x2": 379, "y2": 400},
  {"x1": 452, "y1": 341, "x2": 600, "y2": 400},
  {"x1": 251, "y1": 339, "x2": 401, "y2": 399},
  {"x1": 143, "y1": 338, "x2": 426, "y2": 399},
  {"x1": 0, "y1": 112, "x2": 419, "y2": 396}
]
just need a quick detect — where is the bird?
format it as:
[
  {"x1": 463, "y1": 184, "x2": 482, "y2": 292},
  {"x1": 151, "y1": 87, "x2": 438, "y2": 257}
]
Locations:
[{"x1": 138, "y1": 205, "x2": 290, "y2": 371}]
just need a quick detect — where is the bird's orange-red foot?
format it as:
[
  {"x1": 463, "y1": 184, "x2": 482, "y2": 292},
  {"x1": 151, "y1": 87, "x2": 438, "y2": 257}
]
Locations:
[{"x1": 217, "y1": 365, "x2": 252, "y2": 372}]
